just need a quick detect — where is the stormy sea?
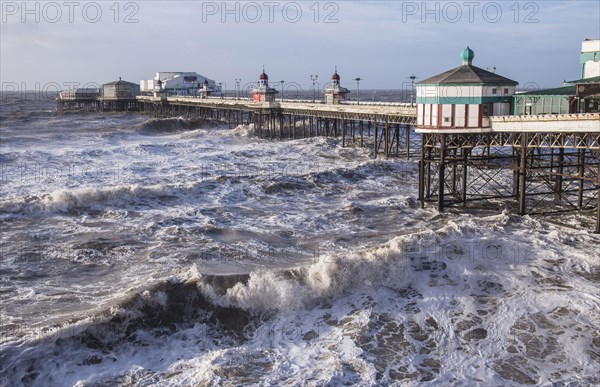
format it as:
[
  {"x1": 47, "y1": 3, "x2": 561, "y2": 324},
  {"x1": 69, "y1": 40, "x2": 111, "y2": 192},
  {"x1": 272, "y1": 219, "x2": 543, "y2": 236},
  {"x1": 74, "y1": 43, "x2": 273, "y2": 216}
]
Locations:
[{"x1": 1, "y1": 91, "x2": 599, "y2": 386}]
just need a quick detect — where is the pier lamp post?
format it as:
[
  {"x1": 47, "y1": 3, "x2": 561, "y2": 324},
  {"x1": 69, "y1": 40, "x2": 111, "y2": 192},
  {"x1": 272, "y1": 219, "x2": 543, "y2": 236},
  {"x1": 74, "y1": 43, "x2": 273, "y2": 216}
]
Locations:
[
  {"x1": 280, "y1": 80, "x2": 285, "y2": 101},
  {"x1": 218, "y1": 82, "x2": 222, "y2": 98},
  {"x1": 310, "y1": 75, "x2": 318, "y2": 103},
  {"x1": 408, "y1": 75, "x2": 418, "y2": 107},
  {"x1": 354, "y1": 78, "x2": 362, "y2": 105},
  {"x1": 235, "y1": 78, "x2": 241, "y2": 99}
]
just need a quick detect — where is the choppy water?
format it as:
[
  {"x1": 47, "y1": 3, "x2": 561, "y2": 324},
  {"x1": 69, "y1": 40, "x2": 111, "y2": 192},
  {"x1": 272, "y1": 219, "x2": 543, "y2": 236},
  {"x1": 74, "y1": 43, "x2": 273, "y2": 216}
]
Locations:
[{"x1": 1, "y1": 92, "x2": 599, "y2": 386}]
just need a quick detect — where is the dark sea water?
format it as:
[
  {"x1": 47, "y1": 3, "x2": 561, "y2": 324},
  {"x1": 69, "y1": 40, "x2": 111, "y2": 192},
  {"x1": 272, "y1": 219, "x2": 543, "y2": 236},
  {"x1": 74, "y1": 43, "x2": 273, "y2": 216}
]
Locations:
[{"x1": 1, "y1": 92, "x2": 599, "y2": 386}]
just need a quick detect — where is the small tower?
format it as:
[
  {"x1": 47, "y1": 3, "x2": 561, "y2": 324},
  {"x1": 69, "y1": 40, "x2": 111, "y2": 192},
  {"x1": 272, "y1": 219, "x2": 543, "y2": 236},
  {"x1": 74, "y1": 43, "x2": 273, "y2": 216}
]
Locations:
[
  {"x1": 199, "y1": 78, "x2": 211, "y2": 99},
  {"x1": 153, "y1": 79, "x2": 165, "y2": 98},
  {"x1": 324, "y1": 67, "x2": 350, "y2": 105},
  {"x1": 415, "y1": 46, "x2": 518, "y2": 132},
  {"x1": 251, "y1": 67, "x2": 278, "y2": 104}
]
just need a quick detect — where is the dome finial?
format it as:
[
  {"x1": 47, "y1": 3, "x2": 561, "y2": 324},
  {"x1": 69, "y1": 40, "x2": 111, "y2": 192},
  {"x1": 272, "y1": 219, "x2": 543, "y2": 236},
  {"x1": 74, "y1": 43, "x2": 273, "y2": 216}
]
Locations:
[
  {"x1": 461, "y1": 46, "x2": 475, "y2": 65},
  {"x1": 332, "y1": 66, "x2": 340, "y2": 82}
]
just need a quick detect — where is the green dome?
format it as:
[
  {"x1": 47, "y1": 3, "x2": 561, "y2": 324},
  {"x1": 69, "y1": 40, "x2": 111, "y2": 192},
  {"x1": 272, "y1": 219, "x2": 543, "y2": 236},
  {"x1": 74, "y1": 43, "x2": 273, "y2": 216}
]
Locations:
[{"x1": 461, "y1": 46, "x2": 474, "y2": 65}]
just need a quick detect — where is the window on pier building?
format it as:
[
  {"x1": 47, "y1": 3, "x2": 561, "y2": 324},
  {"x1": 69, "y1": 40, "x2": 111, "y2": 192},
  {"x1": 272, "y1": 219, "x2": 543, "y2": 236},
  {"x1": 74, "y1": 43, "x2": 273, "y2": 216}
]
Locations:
[
  {"x1": 504, "y1": 88, "x2": 509, "y2": 95},
  {"x1": 492, "y1": 88, "x2": 497, "y2": 95},
  {"x1": 482, "y1": 103, "x2": 492, "y2": 117}
]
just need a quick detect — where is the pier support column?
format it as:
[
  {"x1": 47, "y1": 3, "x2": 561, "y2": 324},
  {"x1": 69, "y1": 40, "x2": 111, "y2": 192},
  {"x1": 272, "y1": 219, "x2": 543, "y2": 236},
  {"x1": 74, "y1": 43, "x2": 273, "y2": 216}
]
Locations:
[
  {"x1": 426, "y1": 146, "x2": 432, "y2": 199},
  {"x1": 279, "y1": 114, "x2": 284, "y2": 138},
  {"x1": 419, "y1": 134, "x2": 426, "y2": 209},
  {"x1": 597, "y1": 158, "x2": 600, "y2": 233},
  {"x1": 512, "y1": 147, "x2": 519, "y2": 198},
  {"x1": 578, "y1": 148, "x2": 585, "y2": 209},
  {"x1": 384, "y1": 122, "x2": 390, "y2": 159},
  {"x1": 373, "y1": 122, "x2": 378, "y2": 158},
  {"x1": 360, "y1": 121, "x2": 364, "y2": 147},
  {"x1": 438, "y1": 135, "x2": 446, "y2": 212},
  {"x1": 462, "y1": 148, "x2": 468, "y2": 207},
  {"x1": 395, "y1": 124, "x2": 400, "y2": 156},
  {"x1": 554, "y1": 147, "x2": 564, "y2": 202},
  {"x1": 405, "y1": 126, "x2": 411, "y2": 160},
  {"x1": 518, "y1": 133, "x2": 528, "y2": 215}
]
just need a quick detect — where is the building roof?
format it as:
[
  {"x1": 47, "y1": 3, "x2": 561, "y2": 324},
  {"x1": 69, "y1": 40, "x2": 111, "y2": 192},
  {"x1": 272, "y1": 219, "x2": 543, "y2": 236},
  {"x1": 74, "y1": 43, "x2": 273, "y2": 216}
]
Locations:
[
  {"x1": 567, "y1": 76, "x2": 600, "y2": 84},
  {"x1": 331, "y1": 67, "x2": 340, "y2": 81},
  {"x1": 417, "y1": 64, "x2": 518, "y2": 85},
  {"x1": 103, "y1": 79, "x2": 139, "y2": 86},
  {"x1": 517, "y1": 85, "x2": 576, "y2": 96}
]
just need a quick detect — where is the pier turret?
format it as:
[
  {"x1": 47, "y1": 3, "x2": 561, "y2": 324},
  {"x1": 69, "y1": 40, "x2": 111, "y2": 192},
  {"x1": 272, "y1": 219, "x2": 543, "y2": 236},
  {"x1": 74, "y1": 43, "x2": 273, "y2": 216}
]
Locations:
[
  {"x1": 153, "y1": 79, "x2": 165, "y2": 98},
  {"x1": 415, "y1": 46, "x2": 518, "y2": 132},
  {"x1": 324, "y1": 67, "x2": 350, "y2": 105},
  {"x1": 199, "y1": 78, "x2": 211, "y2": 99},
  {"x1": 251, "y1": 67, "x2": 278, "y2": 104}
]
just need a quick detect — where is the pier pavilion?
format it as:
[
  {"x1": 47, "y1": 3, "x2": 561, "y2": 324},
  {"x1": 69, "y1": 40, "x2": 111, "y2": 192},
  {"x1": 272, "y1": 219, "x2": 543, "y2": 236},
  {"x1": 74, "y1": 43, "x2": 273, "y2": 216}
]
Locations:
[
  {"x1": 416, "y1": 48, "x2": 600, "y2": 232},
  {"x1": 416, "y1": 46, "x2": 518, "y2": 130},
  {"x1": 98, "y1": 78, "x2": 140, "y2": 111}
]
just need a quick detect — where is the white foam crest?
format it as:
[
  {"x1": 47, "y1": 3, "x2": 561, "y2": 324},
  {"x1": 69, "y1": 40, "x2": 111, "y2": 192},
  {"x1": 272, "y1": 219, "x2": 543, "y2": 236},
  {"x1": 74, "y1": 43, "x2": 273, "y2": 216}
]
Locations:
[
  {"x1": 0, "y1": 182, "x2": 200, "y2": 214},
  {"x1": 179, "y1": 128, "x2": 209, "y2": 138},
  {"x1": 197, "y1": 234, "x2": 421, "y2": 314},
  {"x1": 219, "y1": 124, "x2": 255, "y2": 137}
]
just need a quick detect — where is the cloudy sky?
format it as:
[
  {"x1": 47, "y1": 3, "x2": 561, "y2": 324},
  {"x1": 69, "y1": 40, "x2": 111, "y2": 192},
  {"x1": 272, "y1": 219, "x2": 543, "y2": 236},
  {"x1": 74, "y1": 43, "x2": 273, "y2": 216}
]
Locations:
[{"x1": 1, "y1": 1, "x2": 599, "y2": 91}]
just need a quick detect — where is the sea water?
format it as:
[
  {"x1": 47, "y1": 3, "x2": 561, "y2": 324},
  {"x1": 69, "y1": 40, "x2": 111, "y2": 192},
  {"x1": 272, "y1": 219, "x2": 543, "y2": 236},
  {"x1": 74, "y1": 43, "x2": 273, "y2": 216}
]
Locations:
[{"x1": 1, "y1": 92, "x2": 599, "y2": 386}]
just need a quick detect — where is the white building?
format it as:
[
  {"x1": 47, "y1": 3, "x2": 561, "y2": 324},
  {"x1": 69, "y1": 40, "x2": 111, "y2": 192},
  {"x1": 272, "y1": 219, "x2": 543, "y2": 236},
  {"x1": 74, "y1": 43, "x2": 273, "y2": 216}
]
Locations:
[
  {"x1": 140, "y1": 72, "x2": 218, "y2": 95},
  {"x1": 416, "y1": 47, "x2": 518, "y2": 131},
  {"x1": 581, "y1": 39, "x2": 600, "y2": 79}
]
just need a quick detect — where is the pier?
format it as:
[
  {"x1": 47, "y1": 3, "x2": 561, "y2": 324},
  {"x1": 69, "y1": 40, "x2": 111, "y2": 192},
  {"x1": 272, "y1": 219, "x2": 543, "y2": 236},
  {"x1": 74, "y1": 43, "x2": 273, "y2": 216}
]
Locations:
[
  {"x1": 136, "y1": 96, "x2": 600, "y2": 233},
  {"x1": 55, "y1": 94, "x2": 600, "y2": 232},
  {"x1": 54, "y1": 44, "x2": 600, "y2": 232},
  {"x1": 137, "y1": 96, "x2": 418, "y2": 158}
]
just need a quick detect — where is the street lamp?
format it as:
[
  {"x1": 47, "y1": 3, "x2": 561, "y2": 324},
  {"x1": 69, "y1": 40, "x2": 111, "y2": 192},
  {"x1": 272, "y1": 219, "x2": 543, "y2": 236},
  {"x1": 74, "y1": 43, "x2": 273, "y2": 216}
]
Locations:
[
  {"x1": 310, "y1": 74, "x2": 318, "y2": 103},
  {"x1": 218, "y1": 82, "x2": 222, "y2": 99},
  {"x1": 280, "y1": 80, "x2": 285, "y2": 101},
  {"x1": 354, "y1": 77, "x2": 362, "y2": 105},
  {"x1": 235, "y1": 78, "x2": 241, "y2": 99},
  {"x1": 408, "y1": 75, "x2": 418, "y2": 107}
]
